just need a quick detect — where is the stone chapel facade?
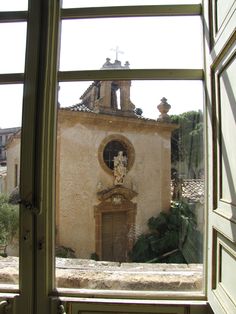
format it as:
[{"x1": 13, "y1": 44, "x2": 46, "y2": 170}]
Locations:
[
  {"x1": 5, "y1": 59, "x2": 176, "y2": 261},
  {"x1": 56, "y1": 58, "x2": 177, "y2": 262}
]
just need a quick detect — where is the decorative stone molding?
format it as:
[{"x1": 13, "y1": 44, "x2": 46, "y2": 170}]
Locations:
[
  {"x1": 98, "y1": 134, "x2": 135, "y2": 176},
  {"x1": 94, "y1": 186, "x2": 137, "y2": 261},
  {"x1": 97, "y1": 186, "x2": 137, "y2": 201}
]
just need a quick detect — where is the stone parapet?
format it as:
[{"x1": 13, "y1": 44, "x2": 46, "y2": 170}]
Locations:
[{"x1": 0, "y1": 257, "x2": 203, "y2": 291}]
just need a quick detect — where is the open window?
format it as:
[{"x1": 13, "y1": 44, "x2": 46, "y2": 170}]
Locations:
[
  {"x1": 0, "y1": 2, "x2": 27, "y2": 295},
  {"x1": 55, "y1": 1, "x2": 206, "y2": 300},
  {"x1": 0, "y1": 1, "x2": 236, "y2": 314}
]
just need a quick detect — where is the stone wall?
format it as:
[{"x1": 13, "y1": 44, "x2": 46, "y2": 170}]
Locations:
[
  {"x1": 56, "y1": 110, "x2": 175, "y2": 259},
  {"x1": 6, "y1": 137, "x2": 20, "y2": 195},
  {"x1": 0, "y1": 256, "x2": 203, "y2": 291}
]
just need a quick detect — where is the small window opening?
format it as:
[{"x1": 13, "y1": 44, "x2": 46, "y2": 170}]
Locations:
[{"x1": 103, "y1": 140, "x2": 128, "y2": 170}]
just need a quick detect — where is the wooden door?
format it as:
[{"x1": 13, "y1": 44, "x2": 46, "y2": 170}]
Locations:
[
  {"x1": 204, "y1": 1, "x2": 236, "y2": 313},
  {"x1": 102, "y1": 211, "x2": 128, "y2": 262}
]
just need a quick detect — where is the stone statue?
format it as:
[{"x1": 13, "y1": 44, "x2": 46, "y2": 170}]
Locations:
[
  {"x1": 172, "y1": 173, "x2": 184, "y2": 200},
  {"x1": 113, "y1": 151, "x2": 127, "y2": 185}
]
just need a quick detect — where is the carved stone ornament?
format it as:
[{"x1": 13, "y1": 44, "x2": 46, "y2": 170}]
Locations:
[
  {"x1": 157, "y1": 97, "x2": 171, "y2": 122},
  {"x1": 94, "y1": 185, "x2": 137, "y2": 261},
  {"x1": 97, "y1": 186, "x2": 138, "y2": 202},
  {"x1": 112, "y1": 195, "x2": 123, "y2": 205}
]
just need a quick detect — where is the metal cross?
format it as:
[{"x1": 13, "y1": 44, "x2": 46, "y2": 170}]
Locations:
[{"x1": 110, "y1": 46, "x2": 124, "y2": 60}]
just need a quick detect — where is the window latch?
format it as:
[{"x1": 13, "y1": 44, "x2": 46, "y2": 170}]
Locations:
[
  {"x1": 58, "y1": 304, "x2": 67, "y2": 314},
  {"x1": 0, "y1": 300, "x2": 11, "y2": 313}
]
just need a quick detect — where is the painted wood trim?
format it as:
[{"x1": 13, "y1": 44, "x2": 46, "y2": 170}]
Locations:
[
  {"x1": 61, "y1": 5, "x2": 201, "y2": 20},
  {"x1": 58, "y1": 69, "x2": 204, "y2": 82},
  {"x1": 0, "y1": 74, "x2": 24, "y2": 84},
  {"x1": 52, "y1": 289, "x2": 206, "y2": 301},
  {"x1": 16, "y1": 0, "x2": 42, "y2": 313},
  {"x1": 50, "y1": 297, "x2": 209, "y2": 314},
  {"x1": 0, "y1": 11, "x2": 27, "y2": 23}
]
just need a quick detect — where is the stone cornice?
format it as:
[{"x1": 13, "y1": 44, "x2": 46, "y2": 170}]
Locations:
[
  {"x1": 97, "y1": 186, "x2": 138, "y2": 201},
  {"x1": 58, "y1": 110, "x2": 178, "y2": 132},
  {"x1": 5, "y1": 130, "x2": 21, "y2": 149}
]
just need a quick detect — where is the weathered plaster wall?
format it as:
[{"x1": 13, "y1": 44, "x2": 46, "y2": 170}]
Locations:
[
  {"x1": 6, "y1": 138, "x2": 20, "y2": 195},
  {"x1": 57, "y1": 121, "x2": 102, "y2": 257},
  {"x1": 128, "y1": 130, "x2": 171, "y2": 234},
  {"x1": 57, "y1": 111, "x2": 173, "y2": 259}
]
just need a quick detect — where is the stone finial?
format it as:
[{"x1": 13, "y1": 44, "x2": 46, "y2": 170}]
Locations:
[
  {"x1": 102, "y1": 57, "x2": 112, "y2": 68},
  {"x1": 157, "y1": 97, "x2": 171, "y2": 122},
  {"x1": 124, "y1": 61, "x2": 130, "y2": 68},
  {"x1": 102, "y1": 58, "x2": 130, "y2": 69}
]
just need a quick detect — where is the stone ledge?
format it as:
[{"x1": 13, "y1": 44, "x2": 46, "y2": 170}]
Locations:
[{"x1": 0, "y1": 257, "x2": 203, "y2": 291}]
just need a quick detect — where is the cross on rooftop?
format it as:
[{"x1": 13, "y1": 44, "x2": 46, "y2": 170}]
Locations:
[{"x1": 110, "y1": 46, "x2": 124, "y2": 60}]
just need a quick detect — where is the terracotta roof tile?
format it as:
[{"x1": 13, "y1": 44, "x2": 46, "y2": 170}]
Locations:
[
  {"x1": 171, "y1": 179, "x2": 204, "y2": 203},
  {"x1": 61, "y1": 103, "x2": 93, "y2": 113}
]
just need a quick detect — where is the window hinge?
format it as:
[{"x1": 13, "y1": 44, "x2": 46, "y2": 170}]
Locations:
[{"x1": 18, "y1": 199, "x2": 40, "y2": 215}]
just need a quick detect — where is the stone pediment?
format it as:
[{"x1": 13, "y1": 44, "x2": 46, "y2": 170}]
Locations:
[{"x1": 97, "y1": 186, "x2": 137, "y2": 202}]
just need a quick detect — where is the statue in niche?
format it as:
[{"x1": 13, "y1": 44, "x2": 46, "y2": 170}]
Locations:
[
  {"x1": 172, "y1": 171, "x2": 184, "y2": 200},
  {"x1": 113, "y1": 151, "x2": 127, "y2": 185}
]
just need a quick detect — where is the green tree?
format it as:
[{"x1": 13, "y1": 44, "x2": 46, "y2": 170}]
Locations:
[
  {"x1": 0, "y1": 193, "x2": 19, "y2": 249},
  {"x1": 170, "y1": 110, "x2": 204, "y2": 178}
]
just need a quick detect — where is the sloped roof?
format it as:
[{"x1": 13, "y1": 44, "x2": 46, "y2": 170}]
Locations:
[
  {"x1": 61, "y1": 103, "x2": 93, "y2": 113},
  {"x1": 5, "y1": 128, "x2": 21, "y2": 148},
  {"x1": 171, "y1": 179, "x2": 204, "y2": 203},
  {"x1": 182, "y1": 179, "x2": 204, "y2": 202},
  {"x1": 0, "y1": 127, "x2": 21, "y2": 135},
  {"x1": 60, "y1": 102, "x2": 155, "y2": 122},
  {"x1": 79, "y1": 81, "x2": 99, "y2": 100}
]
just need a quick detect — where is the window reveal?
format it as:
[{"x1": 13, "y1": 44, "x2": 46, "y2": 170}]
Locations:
[{"x1": 103, "y1": 140, "x2": 128, "y2": 170}]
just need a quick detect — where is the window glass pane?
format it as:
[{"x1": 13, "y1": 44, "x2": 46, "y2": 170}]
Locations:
[
  {"x1": 56, "y1": 79, "x2": 204, "y2": 292},
  {"x1": 0, "y1": 84, "x2": 23, "y2": 288},
  {"x1": 59, "y1": 81, "x2": 203, "y2": 117},
  {"x1": 62, "y1": 0, "x2": 201, "y2": 8},
  {"x1": 0, "y1": 86, "x2": 23, "y2": 128},
  {"x1": 0, "y1": 23, "x2": 27, "y2": 74},
  {"x1": 0, "y1": 1, "x2": 28, "y2": 11},
  {"x1": 60, "y1": 16, "x2": 203, "y2": 70}
]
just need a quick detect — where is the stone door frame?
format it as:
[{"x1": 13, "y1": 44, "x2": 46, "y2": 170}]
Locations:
[{"x1": 94, "y1": 186, "x2": 137, "y2": 261}]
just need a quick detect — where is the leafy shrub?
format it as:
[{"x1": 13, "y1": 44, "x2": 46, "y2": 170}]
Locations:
[
  {"x1": 130, "y1": 201, "x2": 202, "y2": 263},
  {"x1": 55, "y1": 245, "x2": 76, "y2": 258},
  {"x1": 0, "y1": 193, "x2": 19, "y2": 248},
  {"x1": 90, "y1": 252, "x2": 99, "y2": 261}
]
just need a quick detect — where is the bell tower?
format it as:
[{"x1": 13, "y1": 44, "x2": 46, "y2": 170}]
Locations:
[{"x1": 79, "y1": 58, "x2": 136, "y2": 116}]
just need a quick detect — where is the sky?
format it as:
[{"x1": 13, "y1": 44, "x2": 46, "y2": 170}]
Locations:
[{"x1": 0, "y1": 0, "x2": 203, "y2": 128}]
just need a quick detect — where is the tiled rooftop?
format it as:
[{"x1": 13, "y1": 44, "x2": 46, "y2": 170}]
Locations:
[
  {"x1": 61, "y1": 103, "x2": 93, "y2": 113},
  {"x1": 171, "y1": 179, "x2": 204, "y2": 203}
]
